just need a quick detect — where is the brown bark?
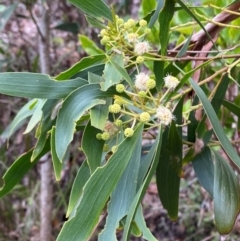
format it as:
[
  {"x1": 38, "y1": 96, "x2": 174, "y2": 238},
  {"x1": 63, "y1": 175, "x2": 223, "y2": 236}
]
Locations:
[
  {"x1": 37, "y1": 0, "x2": 53, "y2": 240},
  {"x1": 172, "y1": 2, "x2": 240, "y2": 54}
]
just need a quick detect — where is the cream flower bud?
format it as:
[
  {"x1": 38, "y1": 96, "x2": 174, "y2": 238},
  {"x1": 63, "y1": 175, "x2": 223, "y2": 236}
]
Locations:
[
  {"x1": 134, "y1": 41, "x2": 150, "y2": 55},
  {"x1": 138, "y1": 90, "x2": 147, "y2": 98},
  {"x1": 116, "y1": 84, "x2": 125, "y2": 93},
  {"x1": 144, "y1": 28, "x2": 151, "y2": 35},
  {"x1": 127, "y1": 19, "x2": 135, "y2": 27},
  {"x1": 136, "y1": 56, "x2": 144, "y2": 63},
  {"x1": 140, "y1": 112, "x2": 151, "y2": 123},
  {"x1": 101, "y1": 132, "x2": 110, "y2": 140},
  {"x1": 100, "y1": 29, "x2": 108, "y2": 36},
  {"x1": 139, "y1": 19, "x2": 147, "y2": 27},
  {"x1": 135, "y1": 72, "x2": 149, "y2": 91},
  {"x1": 111, "y1": 145, "x2": 118, "y2": 153},
  {"x1": 103, "y1": 144, "x2": 110, "y2": 152},
  {"x1": 155, "y1": 106, "x2": 175, "y2": 126},
  {"x1": 114, "y1": 119, "x2": 122, "y2": 127},
  {"x1": 146, "y1": 79, "x2": 156, "y2": 89},
  {"x1": 116, "y1": 18, "x2": 124, "y2": 25},
  {"x1": 124, "y1": 128, "x2": 134, "y2": 137},
  {"x1": 127, "y1": 33, "x2": 139, "y2": 43},
  {"x1": 109, "y1": 104, "x2": 121, "y2": 113},
  {"x1": 164, "y1": 74, "x2": 180, "y2": 90},
  {"x1": 96, "y1": 133, "x2": 102, "y2": 140}
]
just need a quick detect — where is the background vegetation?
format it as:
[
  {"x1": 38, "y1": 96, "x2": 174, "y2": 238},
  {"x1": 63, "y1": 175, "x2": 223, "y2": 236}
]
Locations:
[{"x1": 1, "y1": 0, "x2": 240, "y2": 240}]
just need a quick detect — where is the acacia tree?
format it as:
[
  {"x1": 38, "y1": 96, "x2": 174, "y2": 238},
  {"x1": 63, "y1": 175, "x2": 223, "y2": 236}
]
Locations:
[{"x1": 1, "y1": 0, "x2": 240, "y2": 240}]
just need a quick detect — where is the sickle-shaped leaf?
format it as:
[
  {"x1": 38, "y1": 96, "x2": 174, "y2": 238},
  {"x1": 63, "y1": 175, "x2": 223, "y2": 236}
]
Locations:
[
  {"x1": 23, "y1": 99, "x2": 47, "y2": 134},
  {"x1": 82, "y1": 122, "x2": 105, "y2": 173},
  {"x1": 123, "y1": 128, "x2": 163, "y2": 241},
  {"x1": 68, "y1": 0, "x2": 112, "y2": 21},
  {"x1": 159, "y1": 0, "x2": 175, "y2": 55},
  {"x1": 51, "y1": 127, "x2": 63, "y2": 181},
  {"x1": 222, "y1": 100, "x2": 240, "y2": 118},
  {"x1": 134, "y1": 205, "x2": 158, "y2": 241},
  {"x1": 55, "y1": 55, "x2": 106, "y2": 80},
  {"x1": 0, "y1": 73, "x2": 87, "y2": 99},
  {"x1": 56, "y1": 124, "x2": 143, "y2": 241},
  {"x1": 66, "y1": 160, "x2": 90, "y2": 218},
  {"x1": 31, "y1": 99, "x2": 58, "y2": 161},
  {"x1": 148, "y1": 0, "x2": 164, "y2": 28},
  {"x1": 192, "y1": 147, "x2": 214, "y2": 197},
  {"x1": 189, "y1": 78, "x2": 240, "y2": 168},
  {"x1": 156, "y1": 122, "x2": 182, "y2": 220},
  {"x1": 99, "y1": 131, "x2": 142, "y2": 241},
  {"x1": 213, "y1": 151, "x2": 240, "y2": 234},
  {"x1": 55, "y1": 84, "x2": 107, "y2": 161}
]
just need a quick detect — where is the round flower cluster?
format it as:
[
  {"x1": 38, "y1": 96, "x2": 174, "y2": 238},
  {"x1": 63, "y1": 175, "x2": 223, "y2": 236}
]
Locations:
[
  {"x1": 135, "y1": 72, "x2": 156, "y2": 91},
  {"x1": 116, "y1": 84, "x2": 125, "y2": 93},
  {"x1": 124, "y1": 128, "x2": 134, "y2": 137},
  {"x1": 134, "y1": 41, "x2": 150, "y2": 55},
  {"x1": 135, "y1": 72, "x2": 149, "y2": 91},
  {"x1": 99, "y1": 16, "x2": 151, "y2": 59},
  {"x1": 140, "y1": 112, "x2": 151, "y2": 123},
  {"x1": 164, "y1": 74, "x2": 180, "y2": 90},
  {"x1": 155, "y1": 106, "x2": 175, "y2": 126},
  {"x1": 95, "y1": 15, "x2": 181, "y2": 146},
  {"x1": 109, "y1": 104, "x2": 121, "y2": 113}
]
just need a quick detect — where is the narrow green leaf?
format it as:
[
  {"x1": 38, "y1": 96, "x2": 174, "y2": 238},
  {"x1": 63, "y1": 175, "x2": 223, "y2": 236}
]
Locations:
[
  {"x1": 0, "y1": 99, "x2": 38, "y2": 141},
  {"x1": 156, "y1": 122, "x2": 182, "y2": 220},
  {"x1": 66, "y1": 160, "x2": 90, "y2": 218},
  {"x1": 99, "y1": 132, "x2": 142, "y2": 241},
  {"x1": 79, "y1": 34, "x2": 104, "y2": 55},
  {"x1": 137, "y1": 133, "x2": 162, "y2": 189},
  {"x1": 159, "y1": 0, "x2": 175, "y2": 55},
  {"x1": 68, "y1": 0, "x2": 112, "y2": 21},
  {"x1": 109, "y1": 56, "x2": 134, "y2": 88},
  {"x1": 75, "y1": 64, "x2": 105, "y2": 80},
  {"x1": 196, "y1": 74, "x2": 229, "y2": 140},
  {"x1": 189, "y1": 78, "x2": 240, "y2": 168},
  {"x1": 90, "y1": 98, "x2": 112, "y2": 130},
  {"x1": 101, "y1": 54, "x2": 125, "y2": 91},
  {"x1": 55, "y1": 84, "x2": 106, "y2": 161},
  {"x1": 24, "y1": 99, "x2": 47, "y2": 134},
  {"x1": 56, "y1": 124, "x2": 143, "y2": 241},
  {"x1": 187, "y1": 96, "x2": 199, "y2": 142},
  {"x1": 153, "y1": 60, "x2": 164, "y2": 92},
  {"x1": 0, "y1": 138, "x2": 50, "y2": 198},
  {"x1": 82, "y1": 122, "x2": 105, "y2": 173},
  {"x1": 222, "y1": 100, "x2": 240, "y2": 118},
  {"x1": 51, "y1": 127, "x2": 63, "y2": 181},
  {"x1": 135, "y1": 205, "x2": 158, "y2": 241},
  {"x1": 213, "y1": 151, "x2": 240, "y2": 234},
  {"x1": 55, "y1": 55, "x2": 106, "y2": 80},
  {"x1": 31, "y1": 100, "x2": 58, "y2": 161},
  {"x1": 55, "y1": 84, "x2": 118, "y2": 161},
  {"x1": 192, "y1": 147, "x2": 214, "y2": 197},
  {"x1": 0, "y1": 73, "x2": 87, "y2": 99},
  {"x1": 88, "y1": 71, "x2": 105, "y2": 84},
  {"x1": 123, "y1": 128, "x2": 163, "y2": 241},
  {"x1": 148, "y1": 0, "x2": 164, "y2": 28},
  {"x1": 0, "y1": 4, "x2": 16, "y2": 32},
  {"x1": 177, "y1": 32, "x2": 193, "y2": 58}
]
